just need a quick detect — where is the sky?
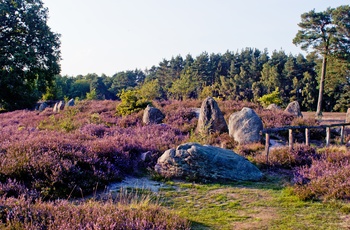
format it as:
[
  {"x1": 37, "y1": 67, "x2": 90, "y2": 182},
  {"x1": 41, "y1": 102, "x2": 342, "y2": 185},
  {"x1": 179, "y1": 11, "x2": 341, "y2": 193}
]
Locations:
[{"x1": 42, "y1": 0, "x2": 350, "y2": 77}]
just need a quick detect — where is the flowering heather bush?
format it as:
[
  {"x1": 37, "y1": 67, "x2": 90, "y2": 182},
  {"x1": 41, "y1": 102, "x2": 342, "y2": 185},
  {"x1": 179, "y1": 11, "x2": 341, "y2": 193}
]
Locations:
[
  {"x1": 0, "y1": 196, "x2": 190, "y2": 229},
  {"x1": 259, "y1": 109, "x2": 295, "y2": 128},
  {"x1": 80, "y1": 123, "x2": 110, "y2": 137},
  {"x1": 0, "y1": 99, "x2": 311, "y2": 200},
  {"x1": 163, "y1": 106, "x2": 198, "y2": 134},
  {"x1": 116, "y1": 110, "x2": 144, "y2": 128},
  {"x1": 252, "y1": 145, "x2": 319, "y2": 169},
  {"x1": 293, "y1": 148, "x2": 350, "y2": 201},
  {"x1": 235, "y1": 142, "x2": 265, "y2": 157},
  {"x1": 0, "y1": 132, "x2": 127, "y2": 199},
  {"x1": 0, "y1": 100, "x2": 189, "y2": 199},
  {"x1": 0, "y1": 179, "x2": 38, "y2": 199}
]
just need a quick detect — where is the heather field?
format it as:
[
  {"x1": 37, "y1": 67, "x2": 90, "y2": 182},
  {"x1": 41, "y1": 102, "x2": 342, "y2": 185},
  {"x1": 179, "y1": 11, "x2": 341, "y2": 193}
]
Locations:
[{"x1": 1, "y1": 99, "x2": 350, "y2": 229}]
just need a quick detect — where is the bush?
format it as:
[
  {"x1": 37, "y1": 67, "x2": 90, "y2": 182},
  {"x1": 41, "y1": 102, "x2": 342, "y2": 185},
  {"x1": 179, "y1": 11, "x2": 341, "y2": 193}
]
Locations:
[
  {"x1": 293, "y1": 148, "x2": 350, "y2": 201},
  {"x1": 258, "y1": 88, "x2": 282, "y2": 107},
  {"x1": 37, "y1": 107, "x2": 82, "y2": 132},
  {"x1": 0, "y1": 134, "x2": 127, "y2": 199},
  {"x1": 0, "y1": 195, "x2": 190, "y2": 229},
  {"x1": 116, "y1": 89, "x2": 150, "y2": 116},
  {"x1": 259, "y1": 109, "x2": 295, "y2": 128},
  {"x1": 253, "y1": 145, "x2": 318, "y2": 169},
  {"x1": 0, "y1": 100, "x2": 190, "y2": 199}
]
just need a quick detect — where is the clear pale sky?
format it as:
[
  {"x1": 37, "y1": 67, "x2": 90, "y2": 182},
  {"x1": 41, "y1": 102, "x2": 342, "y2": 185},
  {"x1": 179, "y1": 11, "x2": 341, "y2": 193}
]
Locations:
[{"x1": 42, "y1": 0, "x2": 349, "y2": 77}]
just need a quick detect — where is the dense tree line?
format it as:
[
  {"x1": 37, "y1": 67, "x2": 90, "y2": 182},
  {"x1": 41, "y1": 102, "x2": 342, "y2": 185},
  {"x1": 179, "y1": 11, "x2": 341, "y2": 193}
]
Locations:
[
  {"x1": 48, "y1": 48, "x2": 349, "y2": 112},
  {"x1": 1, "y1": 1, "x2": 349, "y2": 112}
]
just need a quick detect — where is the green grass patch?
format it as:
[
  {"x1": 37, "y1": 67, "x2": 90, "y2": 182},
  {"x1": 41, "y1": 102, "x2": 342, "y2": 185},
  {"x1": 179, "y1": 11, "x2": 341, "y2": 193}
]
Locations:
[{"x1": 159, "y1": 173, "x2": 350, "y2": 229}]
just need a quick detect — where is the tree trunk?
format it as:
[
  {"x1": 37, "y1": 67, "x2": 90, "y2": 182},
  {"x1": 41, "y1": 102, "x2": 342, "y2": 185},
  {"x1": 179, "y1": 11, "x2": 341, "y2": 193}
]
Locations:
[{"x1": 316, "y1": 54, "x2": 327, "y2": 117}]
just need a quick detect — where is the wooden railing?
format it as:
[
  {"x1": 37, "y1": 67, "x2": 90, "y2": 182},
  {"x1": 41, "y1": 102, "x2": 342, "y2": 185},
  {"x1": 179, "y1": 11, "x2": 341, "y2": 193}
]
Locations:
[{"x1": 262, "y1": 122, "x2": 350, "y2": 164}]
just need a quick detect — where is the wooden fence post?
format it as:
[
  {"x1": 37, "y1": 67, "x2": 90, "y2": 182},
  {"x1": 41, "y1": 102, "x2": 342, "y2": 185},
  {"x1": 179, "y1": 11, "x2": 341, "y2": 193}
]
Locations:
[
  {"x1": 326, "y1": 127, "x2": 330, "y2": 147},
  {"x1": 305, "y1": 128, "x2": 310, "y2": 146},
  {"x1": 265, "y1": 133, "x2": 270, "y2": 165},
  {"x1": 340, "y1": 125, "x2": 345, "y2": 145},
  {"x1": 289, "y1": 129, "x2": 293, "y2": 151}
]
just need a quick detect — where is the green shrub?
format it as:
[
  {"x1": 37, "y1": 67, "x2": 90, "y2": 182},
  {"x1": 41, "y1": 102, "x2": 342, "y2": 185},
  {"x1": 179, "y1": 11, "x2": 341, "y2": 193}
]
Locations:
[
  {"x1": 86, "y1": 89, "x2": 98, "y2": 100},
  {"x1": 116, "y1": 89, "x2": 151, "y2": 116},
  {"x1": 258, "y1": 88, "x2": 282, "y2": 107}
]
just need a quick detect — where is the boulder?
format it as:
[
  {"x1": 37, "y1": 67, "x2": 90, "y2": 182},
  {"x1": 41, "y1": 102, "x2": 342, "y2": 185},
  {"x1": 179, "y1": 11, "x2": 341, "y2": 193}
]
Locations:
[
  {"x1": 67, "y1": 99, "x2": 75, "y2": 107},
  {"x1": 53, "y1": 101, "x2": 65, "y2": 113},
  {"x1": 197, "y1": 97, "x2": 228, "y2": 134},
  {"x1": 266, "y1": 103, "x2": 281, "y2": 111},
  {"x1": 53, "y1": 102, "x2": 59, "y2": 113},
  {"x1": 346, "y1": 108, "x2": 350, "y2": 123},
  {"x1": 155, "y1": 143, "x2": 263, "y2": 181},
  {"x1": 228, "y1": 107, "x2": 263, "y2": 145},
  {"x1": 140, "y1": 151, "x2": 152, "y2": 162},
  {"x1": 285, "y1": 101, "x2": 303, "y2": 117},
  {"x1": 38, "y1": 102, "x2": 48, "y2": 112},
  {"x1": 142, "y1": 105, "x2": 165, "y2": 125},
  {"x1": 58, "y1": 101, "x2": 65, "y2": 111}
]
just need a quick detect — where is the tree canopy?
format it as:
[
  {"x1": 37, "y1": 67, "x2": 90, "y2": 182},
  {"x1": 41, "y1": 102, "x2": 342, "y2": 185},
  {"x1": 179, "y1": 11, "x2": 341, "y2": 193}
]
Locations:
[
  {"x1": 293, "y1": 5, "x2": 350, "y2": 116},
  {"x1": 0, "y1": 0, "x2": 61, "y2": 111}
]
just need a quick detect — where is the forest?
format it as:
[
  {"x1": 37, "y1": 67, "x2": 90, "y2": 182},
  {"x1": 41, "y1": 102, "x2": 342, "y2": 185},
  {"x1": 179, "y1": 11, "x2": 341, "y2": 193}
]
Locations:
[
  {"x1": 46, "y1": 48, "x2": 350, "y2": 112},
  {"x1": 1, "y1": 1, "x2": 349, "y2": 113}
]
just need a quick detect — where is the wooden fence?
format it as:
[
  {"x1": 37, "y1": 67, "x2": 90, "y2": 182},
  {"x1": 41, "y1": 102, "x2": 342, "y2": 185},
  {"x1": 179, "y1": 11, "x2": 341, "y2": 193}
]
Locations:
[{"x1": 262, "y1": 122, "x2": 350, "y2": 164}]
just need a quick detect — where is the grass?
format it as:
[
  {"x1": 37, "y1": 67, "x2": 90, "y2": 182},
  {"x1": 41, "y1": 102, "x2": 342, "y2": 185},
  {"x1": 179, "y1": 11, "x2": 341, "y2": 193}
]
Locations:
[{"x1": 159, "y1": 173, "x2": 350, "y2": 229}]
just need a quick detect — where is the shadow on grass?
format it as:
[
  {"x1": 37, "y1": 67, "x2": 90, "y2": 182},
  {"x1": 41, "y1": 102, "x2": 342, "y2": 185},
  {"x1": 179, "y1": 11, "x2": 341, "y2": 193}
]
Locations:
[
  {"x1": 226, "y1": 167, "x2": 293, "y2": 190},
  {"x1": 168, "y1": 167, "x2": 293, "y2": 192},
  {"x1": 190, "y1": 221, "x2": 211, "y2": 230}
]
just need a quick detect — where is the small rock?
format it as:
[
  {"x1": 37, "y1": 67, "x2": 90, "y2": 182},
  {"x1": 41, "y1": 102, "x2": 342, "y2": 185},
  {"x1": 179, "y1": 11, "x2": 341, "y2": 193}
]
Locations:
[
  {"x1": 58, "y1": 101, "x2": 65, "y2": 111},
  {"x1": 53, "y1": 102, "x2": 59, "y2": 113},
  {"x1": 285, "y1": 101, "x2": 303, "y2": 117},
  {"x1": 67, "y1": 99, "x2": 75, "y2": 107},
  {"x1": 140, "y1": 151, "x2": 152, "y2": 162},
  {"x1": 38, "y1": 102, "x2": 48, "y2": 112},
  {"x1": 142, "y1": 105, "x2": 165, "y2": 125}
]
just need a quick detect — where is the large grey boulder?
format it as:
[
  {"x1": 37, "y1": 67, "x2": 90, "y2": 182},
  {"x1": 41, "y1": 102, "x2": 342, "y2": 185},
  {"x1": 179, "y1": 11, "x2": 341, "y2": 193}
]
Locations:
[
  {"x1": 285, "y1": 101, "x2": 303, "y2": 117},
  {"x1": 228, "y1": 107, "x2": 263, "y2": 145},
  {"x1": 142, "y1": 105, "x2": 165, "y2": 125},
  {"x1": 197, "y1": 97, "x2": 228, "y2": 134},
  {"x1": 155, "y1": 143, "x2": 262, "y2": 182},
  {"x1": 346, "y1": 108, "x2": 350, "y2": 123}
]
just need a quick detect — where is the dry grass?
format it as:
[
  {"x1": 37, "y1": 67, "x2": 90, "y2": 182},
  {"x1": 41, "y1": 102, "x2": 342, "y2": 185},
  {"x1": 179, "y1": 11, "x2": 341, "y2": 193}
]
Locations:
[{"x1": 302, "y1": 112, "x2": 347, "y2": 125}]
